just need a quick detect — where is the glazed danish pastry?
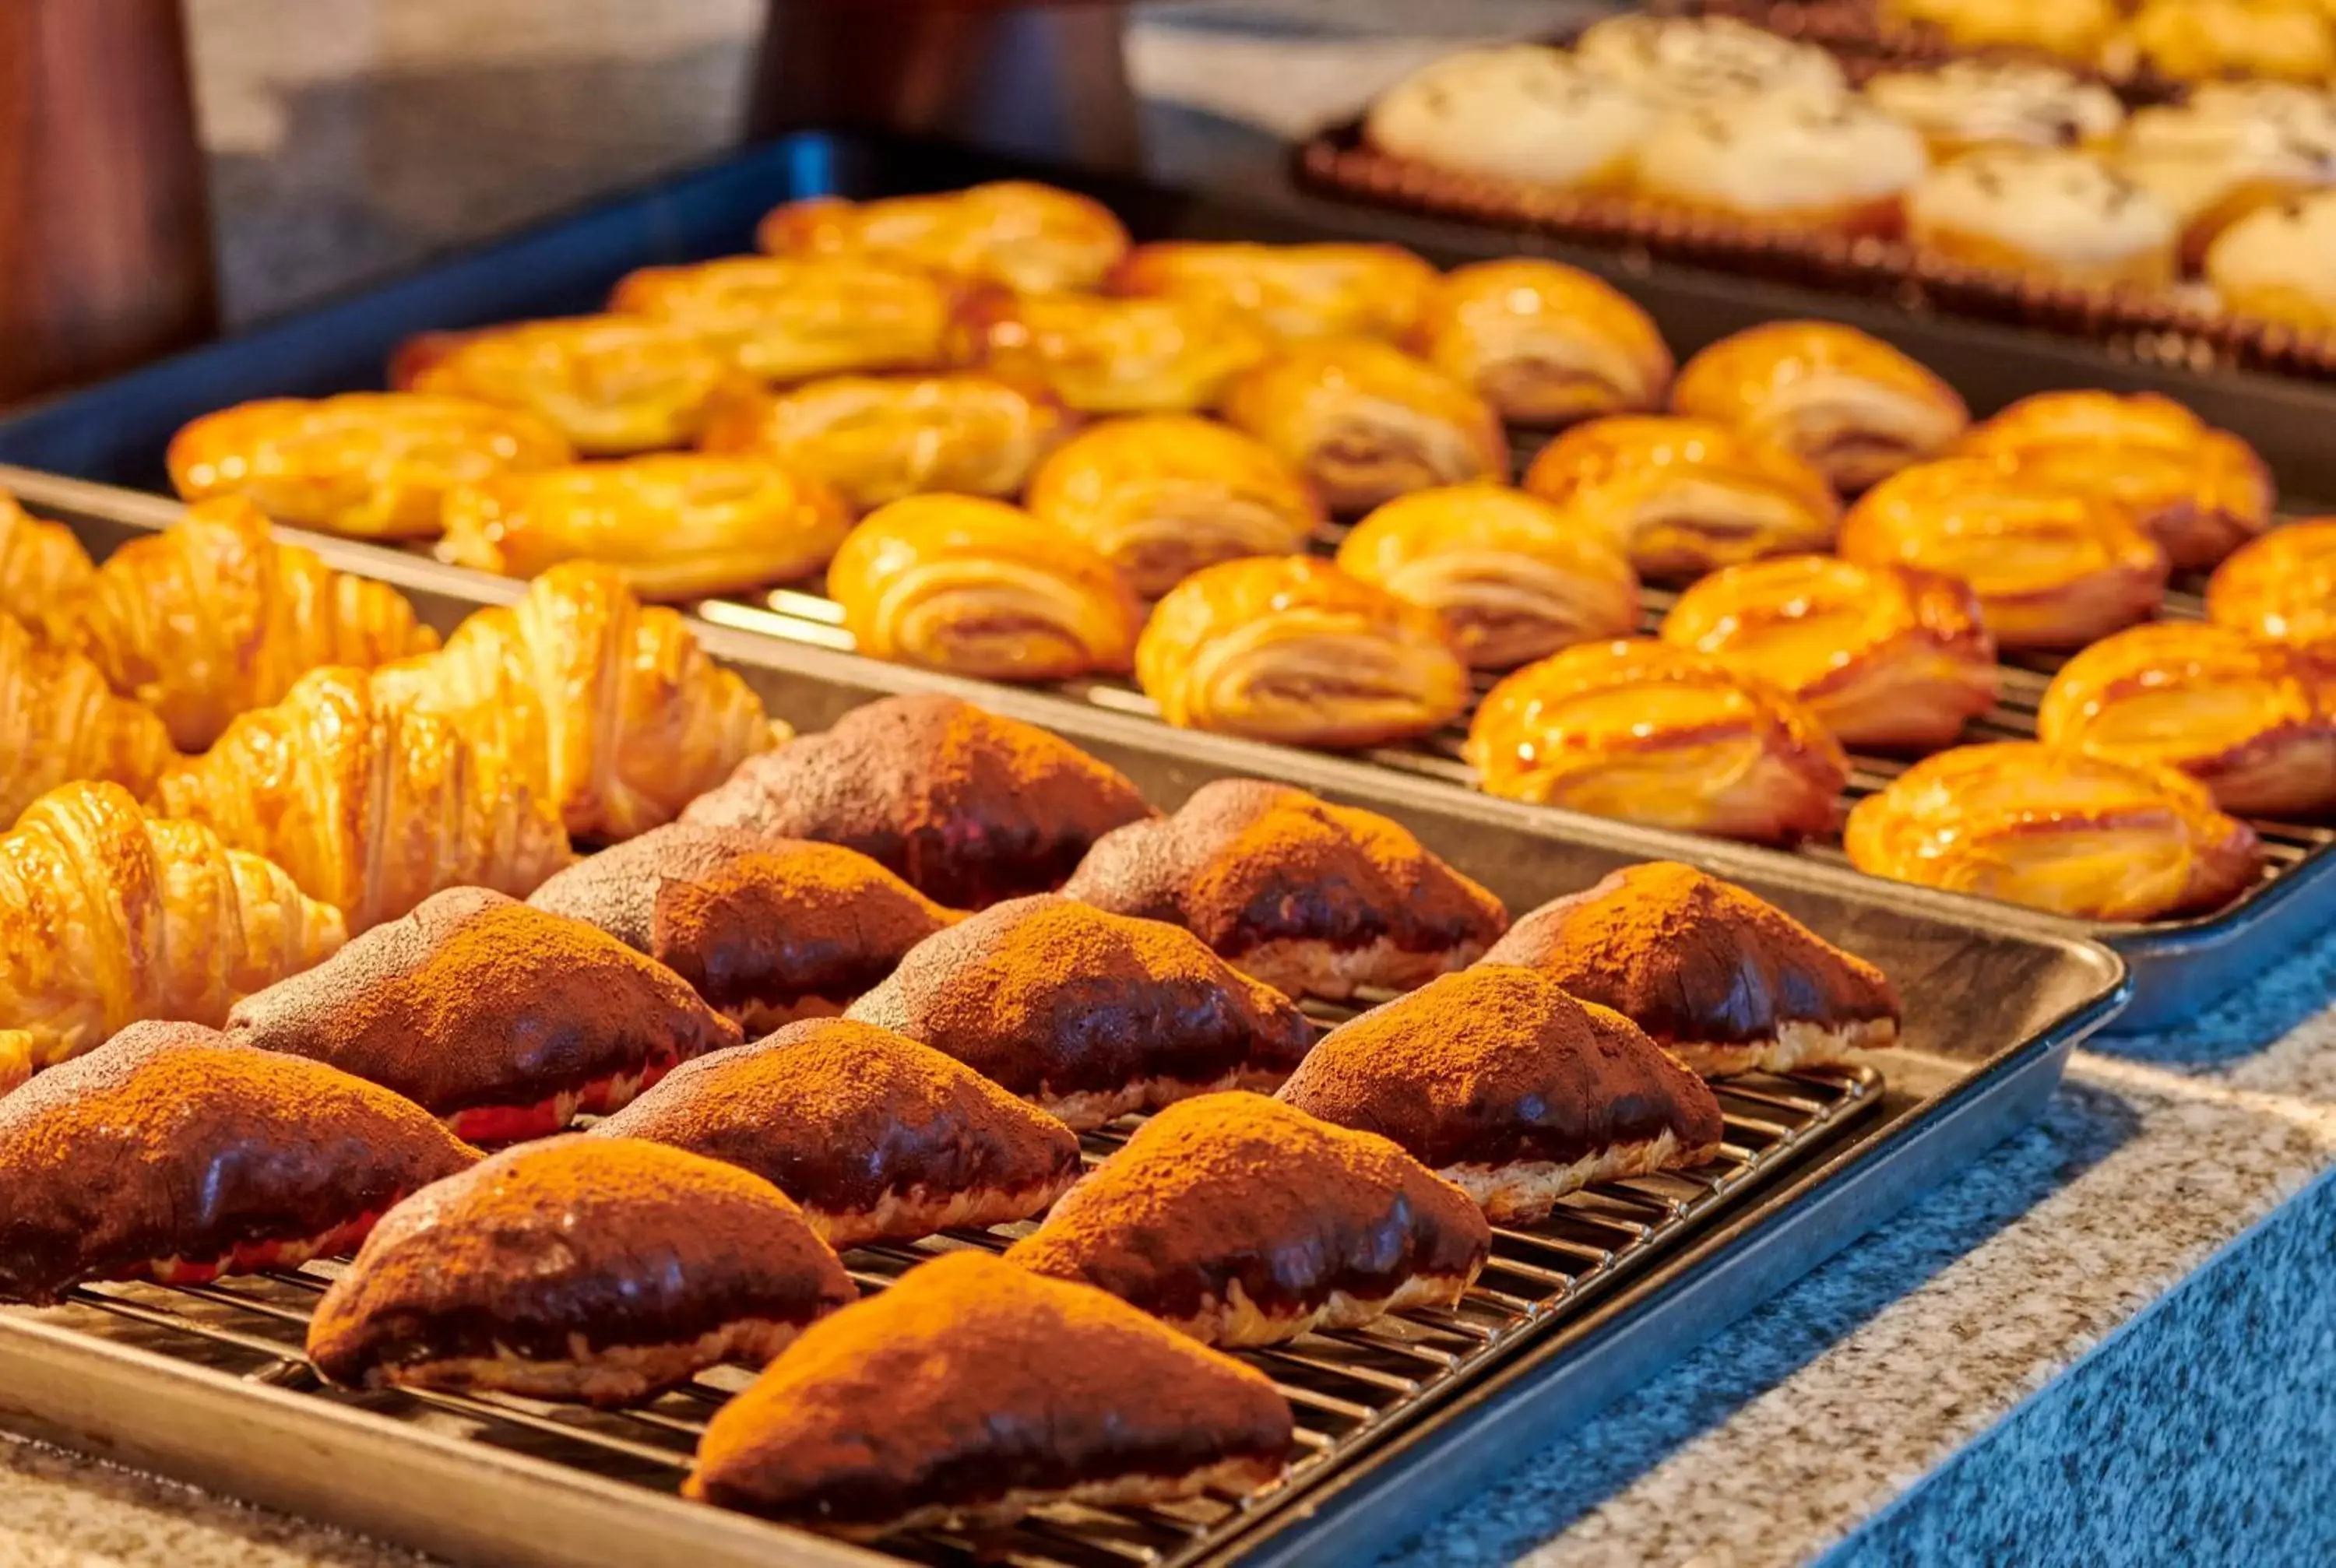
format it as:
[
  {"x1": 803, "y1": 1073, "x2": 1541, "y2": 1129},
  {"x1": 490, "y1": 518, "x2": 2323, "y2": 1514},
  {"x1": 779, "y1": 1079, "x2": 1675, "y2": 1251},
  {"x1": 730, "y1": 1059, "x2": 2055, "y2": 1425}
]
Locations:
[
  {"x1": 396, "y1": 315, "x2": 747, "y2": 455},
  {"x1": 1108, "y1": 241, "x2": 1441, "y2": 343},
  {"x1": 1409, "y1": 259, "x2": 1673, "y2": 428},
  {"x1": 1135, "y1": 555, "x2": 1470, "y2": 749},
  {"x1": 1880, "y1": 0, "x2": 2120, "y2": 60},
  {"x1": 2113, "y1": 89, "x2": 2336, "y2": 262},
  {"x1": 1467, "y1": 639, "x2": 1848, "y2": 842},
  {"x1": 1362, "y1": 45, "x2": 1655, "y2": 191},
  {"x1": 167, "y1": 392, "x2": 572, "y2": 540},
  {"x1": 2207, "y1": 518, "x2": 2336, "y2": 656},
  {"x1": 1220, "y1": 339, "x2": 1507, "y2": 515},
  {"x1": 1521, "y1": 415, "x2": 1842, "y2": 581},
  {"x1": 1574, "y1": 13, "x2": 1847, "y2": 107},
  {"x1": 1863, "y1": 59, "x2": 2126, "y2": 161},
  {"x1": 2107, "y1": 0, "x2": 2336, "y2": 86},
  {"x1": 1659, "y1": 555, "x2": 1998, "y2": 751},
  {"x1": 826, "y1": 494, "x2": 1141, "y2": 681},
  {"x1": 1905, "y1": 146, "x2": 2179, "y2": 292},
  {"x1": 1631, "y1": 94, "x2": 1929, "y2": 237},
  {"x1": 1335, "y1": 485, "x2": 1641, "y2": 670},
  {"x1": 608, "y1": 255, "x2": 956, "y2": 385},
  {"x1": 756, "y1": 181, "x2": 1131, "y2": 294},
  {"x1": 1838, "y1": 458, "x2": 2168, "y2": 649},
  {"x1": 1844, "y1": 741, "x2": 2263, "y2": 920},
  {"x1": 438, "y1": 452, "x2": 852, "y2": 600},
  {"x1": 950, "y1": 288, "x2": 1272, "y2": 415},
  {"x1": 1023, "y1": 415, "x2": 1321, "y2": 598},
  {"x1": 2206, "y1": 190, "x2": 2336, "y2": 333}
]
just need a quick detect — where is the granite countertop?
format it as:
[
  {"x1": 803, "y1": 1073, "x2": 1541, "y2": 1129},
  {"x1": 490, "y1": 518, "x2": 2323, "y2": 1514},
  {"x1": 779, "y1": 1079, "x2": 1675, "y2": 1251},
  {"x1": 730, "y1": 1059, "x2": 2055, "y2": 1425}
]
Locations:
[{"x1": 9, "y1": 4, "x2": 2336, "y2": 1566}]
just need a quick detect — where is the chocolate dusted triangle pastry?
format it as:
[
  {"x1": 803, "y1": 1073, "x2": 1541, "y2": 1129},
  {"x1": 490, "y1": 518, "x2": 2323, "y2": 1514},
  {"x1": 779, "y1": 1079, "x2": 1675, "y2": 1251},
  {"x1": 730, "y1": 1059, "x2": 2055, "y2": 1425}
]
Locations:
[
  {"x1": 223, "y1": 888, "x2": 743, "y2": 1144},
  {"x1": 684, "y1": 1250, "x2": 1292, "y2": 1537},
  {"x1": 593, "y1": 1019, "x2": 1083, "y2": 1248},
  {"x1": 1061, "y1": 779, "x2": 1509, "y2": 1000},
  {"x1": 526, "y1": 827, "x2": 958, "y2": 1032},
  {"x1": 308, "y1": 1136, "x2": 853, "y2": 1407},
  {"x1": 1482, "y1": 861, "x2": 1901, "y2": 1076},
  {"x1": 1007, "y1": 1091, "x2": 1490, "y2": 1346},
  {"x1": 1275, "y1": 966, "x2": 1724, "y2": 1223},
  {"x1": 845, "y1": 895, "x2": 1314, "y2": 1130},
  {"x1": 679, "y1": 694, "x2": 1156, "y2": 909},
  {"x1": 0, "y1": 1021, "x2": 478, "y2": 1306}
]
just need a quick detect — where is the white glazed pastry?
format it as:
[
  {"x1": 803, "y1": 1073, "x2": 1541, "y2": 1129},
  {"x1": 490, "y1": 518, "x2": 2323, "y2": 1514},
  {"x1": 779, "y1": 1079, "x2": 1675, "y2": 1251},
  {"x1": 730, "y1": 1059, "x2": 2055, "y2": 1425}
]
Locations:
[
  {"x1": 1634, "y1": 93, "x2": 1928, "y2": 234},
  {"x1": 1363, "y1": 46, "x2": 1654, "y2": 190},
  {"x1": 2115, "y1": 92, "x2": 2336, "y2": 262},
  {"x1": 2206, "y1": 190, "x2": 2336, "y2": 332},
  {"x1": 1863, "y1": 60, "x2": 2126, "y2": 161},
  {"x1": 1909, "y1": 146, "x2": 2179, "y2": 288},
  {"x1": 1574, "y1": 14, "x2": 1846, "y2": 109}
]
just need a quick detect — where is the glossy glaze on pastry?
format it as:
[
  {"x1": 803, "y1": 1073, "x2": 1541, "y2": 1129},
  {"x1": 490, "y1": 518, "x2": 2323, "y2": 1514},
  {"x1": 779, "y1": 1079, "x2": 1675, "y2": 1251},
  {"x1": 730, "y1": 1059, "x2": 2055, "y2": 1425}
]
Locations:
[
  {"x1": 0, "y1": 611, "x2": 177, "y2": 829},
  {"x1": 2205, "y1": 191, "x2": 2336, "y2": 334},
  {"x1": 2207, "y1": 518, "x2": 2336, "y2": 655},
  {"x1": 1864, "y1": 59, "x2": 2126, "y2": 160},
  {"x1": 1335, "y1": 484, "x2": 1641, "y2": 669},
  {"x1": 1574, "y1": 14, "x2": 1847, "y2": 107},
  {"x1": 609, "y1": 255, "x2": 957, "y2": 384},
  {"x1": 951, "y1": 288, "x2": 1272, "y2": 415},
  {"x1": 1061, "y1": 778, "x2": 1508, "y2": 1000},
  {"x1": 1632, "y1": 94, "x2": 1928, "y2": 234},
  {"x1": 1467, "y1": 639, "x2": 1849, "y2": 842},
  {"x1": 1844, "y1": 741, "x2": 2262, "y2": 919},
  {"x1": 1135, "y1": 555, "x2": 1471, "y2": 749},
  {"x1": 2109, "y1": 0, "x2": 2336, "y2": 85},
  {"x1": 1889, "y1": 0, "x2": 2118, "y2": 56},
  {"x1": 1906, "y1": 146, "x2": 2179, "y2": 290},
  {"x1": 1109, "y1": 241, "x2": 1441, "y2": 342},
  {"x1": 396, "y1": 316, "x2": 748, "y2": 455},
  {"x1": 1659, "y1": 554, "x2": 1998, "y2": 750},
  {"x1": 1409, "y1": 258, "x2": 1673, "y2": 428},
  {"x1": 1481, "y1": 862, "x2": 1902, "y2": 1077},
  {"x1": 1363, "y1": 45, "x2": 1656, "y2": 189},
  {"x1": 755, "y1": 181, "x2": 1132, "y2": 294}
]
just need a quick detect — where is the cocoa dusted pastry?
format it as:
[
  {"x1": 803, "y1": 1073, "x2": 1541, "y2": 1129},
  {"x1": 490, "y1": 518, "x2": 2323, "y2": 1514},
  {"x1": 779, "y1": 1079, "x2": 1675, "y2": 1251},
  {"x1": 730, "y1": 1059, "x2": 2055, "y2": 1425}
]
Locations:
[
  {"x1": 594, "y1": 1019, "x2": 1082, "y2": 1249},
  {"x1": 845, "y1": 895, "x2": 1314, "y2": 1130},
  {"x1": 1275, "y1": 966, "x2": 1726, "y2": 1222},
  {"x1": 1061, "y1": 779, "x2": 1508, "y2": 1000},
  {"x1": 684, "y1": 1250, "x2": 1292, "y2": 1537},
  {"x1": 223, "y1": 888, "x2": 743, "y2": 1145},
  {"x1": 680, "y1": 694, "x2": 1156, "y2": 909},
  {"x1": 308, "y1": 1137, "x2": 853, "y2": 1406},
  {"x1": 1481, "y1": 863, "x2": 1901, "y2": 1077},
  {"x1": 1006, "y1": 1092, "x2": 1490, "y2": 1346},
  {"x1": 0, "y1": 1021, "x2": 478, "y2": 1306}
]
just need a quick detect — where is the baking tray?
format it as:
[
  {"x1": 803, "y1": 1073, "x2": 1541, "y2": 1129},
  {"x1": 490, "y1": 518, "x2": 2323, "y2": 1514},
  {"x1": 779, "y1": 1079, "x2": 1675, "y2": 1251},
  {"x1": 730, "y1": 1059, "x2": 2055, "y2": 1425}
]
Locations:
[{"x1": 0, "y1": 470, "x2": 2125, "y2": 1568}]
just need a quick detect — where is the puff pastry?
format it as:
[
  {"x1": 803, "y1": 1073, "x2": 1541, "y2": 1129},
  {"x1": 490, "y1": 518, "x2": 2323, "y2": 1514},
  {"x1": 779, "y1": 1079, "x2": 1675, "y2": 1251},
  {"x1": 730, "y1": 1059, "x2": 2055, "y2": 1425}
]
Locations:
[
  {"x1": 0, "y1": 490, "x2": 95, "y2": 635},
  {"x1": 1467, "y1": 638, "x2": 1848, "y2": 842},
  {"x1": 1109, "y1": 241, "x2": 1441, "y2": 343},
  {"x1": 1220, "y1": 339, "x2": 1507, "y2": 515},
  {"x1": 1659, "y1": 554, "x2": 1999, "y2": 750},
  {"x1": 698, "y1": 372, "x2": 1068, "y2": 513},
  {"x1": 951, "y1": 288, "x2": 1272, "y2": 414},
  {"x1": 1670, "y1": 322, "x2": 1970, "y2": 493},
  {"x1": 1838, "y1": 458, "x2": 2168, "y2": 649},
  {"x1": 1631, "y1": 94, "x2": 1929, "y2": 236},
  {"x1": 1522, "y1": 415, "x2": 1842, "y2": 581},
  {"x1": 1136, "y1": 555, "x2": 1471, "y2": 749},
  {"x1": 396, "y1": 315, "x2": 746, "y2": 455},
  {"x1": 2207, "y1": 518, "x2": 2336, "y2": 656},
  {"x1": 826, "y1": 494, "x2": 1140, "y2": 681},
  {"x1": 1335, "y1": 484, "x2": 1641, "y2": 670},
  {"x1": 1905, "y1": 146, "x2": 2179, "y2": 291},
  {"x1": 167, "y1": 392, "x2": 573, "y2": 540},
  {"x1": 438, "y1": 452, "x2": 852, "y2": 600},
  {"x1": 1023, "y1": 414, "x2": 1321, "y2": 598},
  {"x1": 0, "y1": 610, "x2": 177, "y2": 829},
  {"x1": 2108, "y1": 0, "x2": 2336, "y2": 85},
  {"x1": 1844, "y1": 741, "x2": 2263, "y2": 920},
  {"x1": 608, "y1": 255, "x2": 956, "y2": 384},
  {"x1": 755, "y1": 181, "x2": 1131, "y2": 294},
  {"x1": 1409, "y1": 259, "x2": 1673, "y2": 429},
  {"x1": 1363, "y1": 44, "x2": 1656, "y2": 190}
]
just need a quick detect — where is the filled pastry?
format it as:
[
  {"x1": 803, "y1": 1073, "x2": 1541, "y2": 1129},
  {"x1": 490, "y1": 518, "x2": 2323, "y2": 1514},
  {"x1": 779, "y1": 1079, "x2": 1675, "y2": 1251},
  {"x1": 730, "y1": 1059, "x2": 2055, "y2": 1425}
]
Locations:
[
  {"x1": 1880, "y1": 0, "x2": 2119, "y2": 59},
  {"x1": 167, "y1": 392, "x2": 572, "y2": 540},
  {"x1": 595, "y1": 1018, "x2": 1082, "y2": 1248},
  {"x1": 2113, "y1": 89, "x2": 2336, "y2": 262},
  {"x1": 1631, "y1": 94, "x2": 1929, "y2": 237},
  {"x1": 1022, "y1": 415, "x2": 1321, "y2": 599},
  {"x1": 1135, "y1": 555, "x2": 1470, "y2": 749},
  {"x1": 0, "y1": 1020, "x2": 477, "y2": 1305},
  {"x1": 1408, "y1": 258, "x2": 1673, "y2": 429},
  {"x1": 1482, "y1": 863, "x2": 1902, "y2": 1077},
  {"x1": 1670, "y1": 322, "x2": 1968, "y2": 493},
  {"x1": 1659, "y1": 555, "x2": 1999, "y2": 751},
  {"x1": 1573, "y1": 14, "x2": 1847, "y2": 107},
  {"x1": 1275, "y1": 965, "x2": 1726, "y2": 1222},
  {"x1": 1467, "y1": 639, "x2": 1848, "y2": 842},
  {"x1": 684, "y1": 1250, "x2": 1291, "y2": 1536},
  {"x1": 2207, "y1": 518, "x2": 2336, "y2": 656},
  {"x1": 2036, "y1": 621, "x2": 2336, "y2": 817},
  {"x1": 438, "y1": 452, "x2": 852, "y2": 601},
  {"x1": 1334, "y1": 484, "x2": 1641, "y2": 670},
  {"x1": 1522, "y1": 415, "x2": 1842, "y2": 581},
  {"x1": 698, "y1": 372, "x2": 1068, "y2": 512},
  {"x1": 844, "y1": 895, "x2": 1313, "y2": 1130},
  {"x1": 1109, "y1": 241, "x2": 1441, "y2": 343},
  {"x1": 949, "y1": 287, "x2": 1272, "y2": 415},
  {"x1": 756, "y1": 181, "x2": 1131, "y2": 294},
  {"x1": 1220, "y1": 339, "x2": 1506, "y2": 515},
  {"x1": 1845, "y1": 741, "x2": 2263, "y2": 919},
  {"x1": 1007, "y1": 1092, "x2": 1490, "y2": 1346},
  {"x1": 2206, "y1": 190, "x2": 2336, "y2": 333},
  {"x1": 1905, "y1": 146, "x2": 2179, "y2": 291},
  {"x1": 0, "y1": 610, "x2": 178, "y2": 828},
  {"x1": 1061, "y1": 779, "x2": 1509, "y2": 1000},
  {"x1": 825, "y1": 494, "x2": 1141, "y2": 681},
  {"x1": 395, "y1": 315, "x2": 748, "y2": 456},
  {"x1": 608, "y1": 255, "x2": 957, "y2": 384},
  {"x1": 2107, "y1": 0, "x2": 2336, "y2": 86},
  {"x1": 680, "y1": 694, "x2": 1155, "y2": 909},
  {"x1": 1838, "y1": 458, "x2": 2167, "y2": 649},
  {"x1": 1863, "y1": 59, "x2": 2126, "y2": 161},
  {"x1": 1362, "y1": 45, "x2": 1655, "y2": 191},
  {"x1": 526, "y1": 827, "x2": 956, "y2": 1032},
  {"x1": 224, "y1": 888, "x2": 742, "y2": 1144}
]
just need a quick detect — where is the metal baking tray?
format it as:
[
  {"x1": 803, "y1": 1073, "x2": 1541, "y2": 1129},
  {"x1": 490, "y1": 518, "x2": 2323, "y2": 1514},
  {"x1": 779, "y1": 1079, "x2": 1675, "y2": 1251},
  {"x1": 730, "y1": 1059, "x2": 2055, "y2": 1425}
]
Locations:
[{"x1": 0, "y1": 473, "x2": 2124, "y2": 1568}]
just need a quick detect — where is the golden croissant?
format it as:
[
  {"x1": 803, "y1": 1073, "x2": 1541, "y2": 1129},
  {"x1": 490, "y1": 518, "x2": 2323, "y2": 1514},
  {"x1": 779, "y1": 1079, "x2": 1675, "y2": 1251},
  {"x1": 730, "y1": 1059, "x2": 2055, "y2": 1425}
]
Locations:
[
  {"x1": 0, "y1": 489, "x2": 96, "y2": 638},
  {"x1": 0, "y1": 781, "x2": 346, "y2": 1075},
  {"x1": 0, "y1": 611, "x2": 178, "y2": 829},
  {"x1": 56, "y1": 497, "x2": 441, "y2": 753},
  {"x1": 156, "y1": 666, "x2": 575, "y2": 934}
]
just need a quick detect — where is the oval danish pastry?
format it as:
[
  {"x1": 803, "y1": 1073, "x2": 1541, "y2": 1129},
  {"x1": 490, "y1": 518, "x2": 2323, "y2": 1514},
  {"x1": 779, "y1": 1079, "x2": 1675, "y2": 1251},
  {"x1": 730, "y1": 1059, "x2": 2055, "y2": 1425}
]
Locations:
[
  {"x1": 1109, "y1": 241, "x2": 1441, "y2": 342},
  {"x1": 609, "y1": 255, "x2": 957, "y2": 385},
  {"x1": 952, "y1": 290, "x2": 1272, "y2": 415},
  {"x1": 396, "y1": 315, "x2": 744, "y2": 455},
  {"x1": 1409, "y1": 258, "x2": 1673, "y2": 428},
  {"x1": 2206, "y1": 518, "x2": 2336, "y2": 656},
  {"x1": 756, "y1": 181, "x2": 1131, "y2": 294},
  {"x1": 1221, "y1": 339, "x2": 1507, "y2": 515}
]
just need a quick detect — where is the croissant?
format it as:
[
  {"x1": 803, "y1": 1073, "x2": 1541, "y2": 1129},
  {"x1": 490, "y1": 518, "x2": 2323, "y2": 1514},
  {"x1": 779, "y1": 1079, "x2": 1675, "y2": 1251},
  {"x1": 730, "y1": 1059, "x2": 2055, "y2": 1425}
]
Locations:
[
  {"x1": 56, "y1": 497, "x2": 441, "y2": 752},
  {"x1": 950, "y1": 289, "x2": 1273, "y2": 415},
  {"x1": 0, "y1": 782, "x2": 346, "y2": 1075},
  {"x1": 0, "y1": 611, "x2": 178, "y2": 828},
  {"x1": 0, "y1": 489, "x2": 96, "y2": 636},
  {"x1": 155, "y1": 666, "x2": 575, "y2": 933}
]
